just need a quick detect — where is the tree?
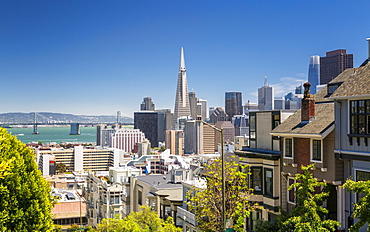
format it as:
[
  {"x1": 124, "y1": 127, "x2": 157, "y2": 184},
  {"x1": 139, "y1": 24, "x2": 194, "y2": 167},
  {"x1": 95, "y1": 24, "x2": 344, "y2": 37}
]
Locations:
[
  {"x1": 0, "y1": 127, "x2": 55, "y2": 231},
  {"x1": 281, "y1": 164, "x2": 340, "y2": 232},
  {"x1": 186, "y1": 155, "x2": 255, "y2": 232},
  {"x1": 343, "y1": 179, "x2": 370, "y2": 232},
  {"x1": 89, "y1": 206, "x2": 181, "y2": 232},
  {"x1": 55, "y1": 162, "x2": 68, "y2": 174}
]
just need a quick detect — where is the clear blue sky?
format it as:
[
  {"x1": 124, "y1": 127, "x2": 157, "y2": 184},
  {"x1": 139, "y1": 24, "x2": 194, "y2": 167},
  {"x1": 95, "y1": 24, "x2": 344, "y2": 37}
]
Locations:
[{"x1": 1, "y1": 0, "x2": 369, "y2": 117}]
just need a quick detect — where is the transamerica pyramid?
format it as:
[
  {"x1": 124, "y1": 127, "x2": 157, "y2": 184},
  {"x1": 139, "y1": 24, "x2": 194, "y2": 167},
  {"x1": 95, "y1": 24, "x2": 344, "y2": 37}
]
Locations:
[{"x1": 173, "y1": 47, "x2": 191, "y2": 129}]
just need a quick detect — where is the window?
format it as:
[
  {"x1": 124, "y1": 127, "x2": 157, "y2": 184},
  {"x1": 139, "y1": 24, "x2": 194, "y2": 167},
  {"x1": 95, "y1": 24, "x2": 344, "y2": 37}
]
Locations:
[
  {"x1": 250, "y1": 167, "x2": 262, "y2": 193},
  {"x1": 138, "y1": 190, "x2": 142, "y2": 205},
  {"x1": 288, "y1": 178, "x2": 295, "y2": 204},
  {"x1": 356, "y1": 170, "x2": 370, "y2": 200},
  {"x1": 350, "y1": 100, "x2": 370, "y2": 134},
  {"x1": 264, "y1": 169, "x2": 273, "y2": 196},
  {"x1": 312, "y1": 139, "x2": 322, "y2": 162},
  {"x1": 284, "y1": 138, "x2": 293, "y2": 158},
  {"x1": 250, "y1": 115, "x2": 256, "y2": 139}
]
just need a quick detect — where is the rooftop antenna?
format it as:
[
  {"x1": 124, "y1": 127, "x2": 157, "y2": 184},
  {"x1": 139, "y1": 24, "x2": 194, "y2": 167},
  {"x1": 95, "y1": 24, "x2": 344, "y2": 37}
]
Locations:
[{"x1": 264, "y1": 76, "x2": 268, "y2": 86}]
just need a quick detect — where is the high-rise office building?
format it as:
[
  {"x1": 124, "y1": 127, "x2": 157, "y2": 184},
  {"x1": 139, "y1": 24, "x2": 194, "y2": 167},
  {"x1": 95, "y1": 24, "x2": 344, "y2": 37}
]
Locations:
[
  {"x1": 258, "y1": 78, "x2": 274, "y2": 111},
  {"x1": 225, "y1": 92, "x2": 243, "y2": 121},
  {"x1": 112, "y1": 128, "x2": 146, "y2": 153},
  {"x1": 140, "y1": 97, "x2": 155, "y2": 111},
  {"x1": 173, "y1": 47, "x2": 191, "y2": 129},
  {"x1": 320, "y1": 49, "x2": 353, "y2": 85},
  {"x1": 209, "y1": 107, "x2": 228, "y2": 124},
  {"x1": 308, "y1": 55, "x2": 320, "y2": 94},
  {"x1": 165, "y1": 130, "x2": 184, "y2": 156},
  {"x1": 197, "y1": 98, "x2": 208, "y2": 121},
  {"x1": 189, "y1": 92, "x2": 198, "y2": 120},
  {"x1": 134, "y1": 109, "x2": 172, "y2": 148}
]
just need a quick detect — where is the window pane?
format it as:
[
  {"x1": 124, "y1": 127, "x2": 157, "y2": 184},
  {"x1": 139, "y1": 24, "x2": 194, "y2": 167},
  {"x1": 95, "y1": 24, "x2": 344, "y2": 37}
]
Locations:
[
  {"x1": 312, "y1": 140, "x2": 322, "y2": 161},
  {"x1": 351, "y1": 101, "x2": 357, "y2": 114},
  {"x1": 251, "y1": 168, "x2": 262, "y2": 193},
  {"x1": 359, "y1": 100, "x2": 365, "y2": 113},
  {"x1": 367, "y1": 100, "x2": 370, "y2": 113},
  {"x1": 288, "y1": 179, "x2": 295, "y2": 203},
  {"x1": 264, "y1": 169, "x2": 273, "y2": 196},
  {"x1": 351, "y1": 115, "x2": 357, "y2": 134},
  {"x1": 359, "y1": 115, "x2": 366, "y2": 134},
  {"x1": 285, "y1": 138, "x2": 292, "y2": 157},
  {"x1": 250, "y1": 116, "x2": 256, "y2": 131}
]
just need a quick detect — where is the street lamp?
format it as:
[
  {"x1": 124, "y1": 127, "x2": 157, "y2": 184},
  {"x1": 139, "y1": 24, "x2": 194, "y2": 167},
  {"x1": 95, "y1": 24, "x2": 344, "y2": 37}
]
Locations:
[{"x1": 196, "y1": 120, "x2": 226, "y2": 231}]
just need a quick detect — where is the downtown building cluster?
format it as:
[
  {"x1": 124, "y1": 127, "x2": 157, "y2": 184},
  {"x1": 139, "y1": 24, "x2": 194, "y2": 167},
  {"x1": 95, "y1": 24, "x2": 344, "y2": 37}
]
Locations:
[{"x1": 35, "y1": 41, "x2": 370, "y2": 231}]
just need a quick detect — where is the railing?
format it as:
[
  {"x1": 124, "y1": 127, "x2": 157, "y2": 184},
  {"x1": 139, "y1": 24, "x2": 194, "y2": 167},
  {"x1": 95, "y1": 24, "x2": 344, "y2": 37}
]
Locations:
[{"x1": 177, "y1": 206, "x2": 197, "y2": 226}]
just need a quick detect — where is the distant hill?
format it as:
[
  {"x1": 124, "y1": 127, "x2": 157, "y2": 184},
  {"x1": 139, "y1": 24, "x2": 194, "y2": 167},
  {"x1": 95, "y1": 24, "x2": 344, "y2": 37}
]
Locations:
[{"x1": 0, "y1": 112, "x2": 133, "y2": 124}]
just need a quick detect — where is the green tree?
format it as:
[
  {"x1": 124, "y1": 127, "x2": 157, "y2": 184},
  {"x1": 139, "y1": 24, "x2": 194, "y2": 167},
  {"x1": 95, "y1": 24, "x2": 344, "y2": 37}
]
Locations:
[
  {"x1": 0, "y1": 127, "x2": 55, "y2": 231},
  {"x1": 187, "y1": 155, "x2": 255, "y2": 232},
  {"x1": 281, "y1": 164, "x2": 340, "y2": 232},
  {"x1": 343, "y1": 179, "x2": 370, "y2": 232},
  {"x1": 55, "y1": 162, "x2": 68, "y2": 174},
  {"x1": 89, "y1": 206, "x2": 181, "y2": 232}
]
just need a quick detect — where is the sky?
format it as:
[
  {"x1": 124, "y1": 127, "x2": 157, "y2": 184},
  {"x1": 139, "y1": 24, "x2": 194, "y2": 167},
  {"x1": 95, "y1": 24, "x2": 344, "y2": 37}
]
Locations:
[{"x1": 1, "y1": 0, "x2": 369, "y2": 118}]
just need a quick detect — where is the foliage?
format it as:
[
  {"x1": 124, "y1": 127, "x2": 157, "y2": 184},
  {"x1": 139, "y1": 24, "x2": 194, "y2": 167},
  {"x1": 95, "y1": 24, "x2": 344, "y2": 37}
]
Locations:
[
  {"x1": 254, "y1": 219, "x2": 279, "y2": 232},
  {"x1": 343, "y1": 179, "x2": 370, "y2": 232},
  {"x1": 55, "y1": 162, "x2": 68, "y2": 174},
  {"x1": 281, "y1": 164, "x2": 340, "y2": 232},
  {"x1": 186, "y1": 155, "x2": 255, "y2": 232},
  {"x1": 89, "y1": 206, "x2": 181, "y2": 232},
  {"x1": 67, "y1": 223, "x2": 81, "y2": 232},
  {"x1": 0, "y1": 127, "x2": 55, "y2": 231}
]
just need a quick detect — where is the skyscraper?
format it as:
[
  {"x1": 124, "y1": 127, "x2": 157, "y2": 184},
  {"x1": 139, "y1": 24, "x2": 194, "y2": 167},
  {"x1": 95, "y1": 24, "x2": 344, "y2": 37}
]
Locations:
[
  {"x1": 173, "y1": 47, "x2": 191, "y2": 129},
  {"x1": 320, "y1": 49, "x2": 353, "y2": 85},
  {"x1": 225, "y1": 92, "x2": 243, "y2": 120},
  {"x1": 140, "y1": 97, "x2": 155, "y2": 111},
  {"x1": 258, "y1": 78, "x2": 274, "y2": 111},
  {"x1": 308, "y1": 55, "x2": 320, "y2": 94}
]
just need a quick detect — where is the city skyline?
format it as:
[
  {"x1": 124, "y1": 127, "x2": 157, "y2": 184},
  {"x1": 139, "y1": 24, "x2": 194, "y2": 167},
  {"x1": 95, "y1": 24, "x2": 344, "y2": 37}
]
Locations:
[{"x1": 1, "y1": 1, "x2": 369, "y2": 117}]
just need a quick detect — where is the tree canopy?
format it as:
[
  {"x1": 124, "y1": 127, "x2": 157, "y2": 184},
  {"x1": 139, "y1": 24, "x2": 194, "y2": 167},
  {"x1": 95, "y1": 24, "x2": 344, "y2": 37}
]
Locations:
[
  {"x1": 0, "y1": 127, "x2": 55, "y2": 231},
  {"x1": 187, "y1": 155, "x2": 255, "y2": 232},
  {"x1": 89, "y1": 206, "x2": 181, "y2": 232},
  {"x1": 343, "y1": 179, "x2": 370, "y2": 232},
  {"x1": 281, "y1": 164, "x2": 340, "y2": 232}
]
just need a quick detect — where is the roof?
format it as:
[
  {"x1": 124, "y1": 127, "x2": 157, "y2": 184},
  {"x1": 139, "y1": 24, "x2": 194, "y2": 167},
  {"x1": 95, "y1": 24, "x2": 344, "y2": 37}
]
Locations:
[
  {"x1": 329, "y1": 62, "x2": 370, "y2": 99},
  {"x1": 135, "y1": 174, "x2": 182, "y2": 189},
  {"x1": 270, "y1": 103, "x2": 334, "y2": 137},
  {"x1": 271, "y1": 62, "x2": 368, "y2": 136}
]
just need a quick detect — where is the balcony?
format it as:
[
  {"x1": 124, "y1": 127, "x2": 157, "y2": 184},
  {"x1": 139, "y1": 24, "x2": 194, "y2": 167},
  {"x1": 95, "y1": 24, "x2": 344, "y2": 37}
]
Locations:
[{"x1": 177, "y1": 206, "x2": 197, "y2": 226}]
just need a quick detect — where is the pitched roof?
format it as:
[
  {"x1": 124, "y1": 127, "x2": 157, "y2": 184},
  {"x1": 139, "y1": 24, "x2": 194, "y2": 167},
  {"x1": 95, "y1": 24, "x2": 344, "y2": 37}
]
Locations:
[
  {"x1": 329, "y1": 62, "x2": 370, "y2": 98},
  {"x1": 270, "y1": 103, "x2": 334, "y2": 136},
  {"x1": 271, "y1": 62, "x2": 370, "y2": 136}
]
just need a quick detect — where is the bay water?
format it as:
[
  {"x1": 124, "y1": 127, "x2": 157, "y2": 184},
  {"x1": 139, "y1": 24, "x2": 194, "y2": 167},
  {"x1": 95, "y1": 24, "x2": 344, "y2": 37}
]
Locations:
[{"x1": 5, "y1": 126, "x2": 97, "y2": 144}]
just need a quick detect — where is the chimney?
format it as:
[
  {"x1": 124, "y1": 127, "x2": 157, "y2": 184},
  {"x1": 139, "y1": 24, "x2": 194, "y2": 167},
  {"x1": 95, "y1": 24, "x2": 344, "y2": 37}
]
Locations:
[{"x1": 301, "y1": 82, "x2": 315, "y2": 122}]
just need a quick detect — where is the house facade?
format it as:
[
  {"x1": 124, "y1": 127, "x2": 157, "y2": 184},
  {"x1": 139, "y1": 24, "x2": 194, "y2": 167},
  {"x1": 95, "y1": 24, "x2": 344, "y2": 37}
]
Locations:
[
  {"x1": 234, "y1": 109, "x2": 295, "y2": 230},
  {"x1": 330, "y1": 62, "x2": 370, "y2": 231}
]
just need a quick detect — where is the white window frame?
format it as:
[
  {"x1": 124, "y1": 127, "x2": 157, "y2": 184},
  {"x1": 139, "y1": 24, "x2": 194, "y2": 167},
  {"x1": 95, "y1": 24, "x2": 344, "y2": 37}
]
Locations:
[
  {"x1": 310, "y1": 139, "x2": 323, "y2": 163},
  {"x1": 354, "y1": 168, "x2": 370, "y2": 202},
  {"x1": 284, "y1": 137, "x2": 294, "y2": 159},
  {"x1": 287, "y1": 177, "x2": 296, "y2": 205}
]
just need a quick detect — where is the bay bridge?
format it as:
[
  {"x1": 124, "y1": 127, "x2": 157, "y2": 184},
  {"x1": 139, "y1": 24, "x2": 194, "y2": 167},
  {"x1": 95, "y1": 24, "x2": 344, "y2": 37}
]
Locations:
[{"x1": 0, "y1": 112, "x2": 133, "y2": 135}]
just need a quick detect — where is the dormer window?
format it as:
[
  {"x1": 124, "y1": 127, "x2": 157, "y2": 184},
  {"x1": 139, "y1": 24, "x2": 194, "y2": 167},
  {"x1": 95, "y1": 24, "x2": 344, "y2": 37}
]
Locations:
[{"x1": 326, "y1": 82, "x2": 343, "y2": 97}]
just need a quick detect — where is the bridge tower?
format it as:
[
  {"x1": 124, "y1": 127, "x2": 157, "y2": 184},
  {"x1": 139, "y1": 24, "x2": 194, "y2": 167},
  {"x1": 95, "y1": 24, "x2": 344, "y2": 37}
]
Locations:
[
  {"x1": 69, "y1": 123, "x2": 80, "y2": 135},
  {"x1": 116, "y1": 111, "x2": 121, "y2": 124},
  {"x1": 32, "y1": 112, "x2": 39, "y2": 134}
]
